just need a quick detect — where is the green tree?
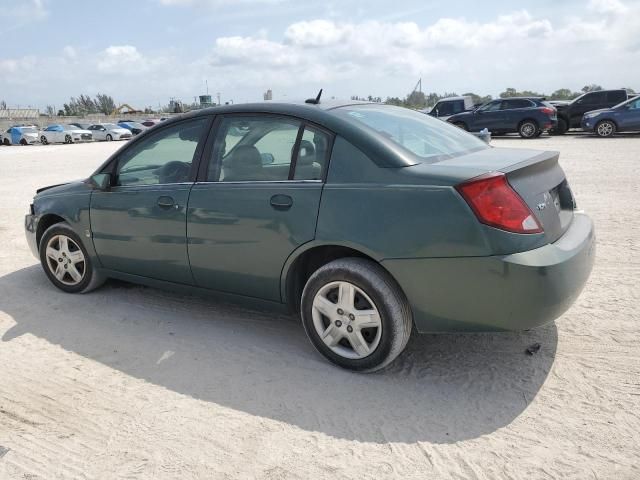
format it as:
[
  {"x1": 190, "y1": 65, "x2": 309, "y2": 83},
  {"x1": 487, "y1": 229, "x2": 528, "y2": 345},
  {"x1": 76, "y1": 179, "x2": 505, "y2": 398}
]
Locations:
[
  {"x1": 550, "y1": 88, "x2": 580, "y2": 100},
  {"x1": 581, "y1": 84, "x2": 603, "y2": 93},
  {"x1": 499, "y1": 88, "x2": 518, "y2": 98},
  {"x1": 405, "y1": 90, "x2": 427, "y2": 109},
  {"x1": 95, "y1": 93, "x2": 116, "y2": 115},
  {"x1": 385, "y1": 97, "x2": 404, "y2": 106}
]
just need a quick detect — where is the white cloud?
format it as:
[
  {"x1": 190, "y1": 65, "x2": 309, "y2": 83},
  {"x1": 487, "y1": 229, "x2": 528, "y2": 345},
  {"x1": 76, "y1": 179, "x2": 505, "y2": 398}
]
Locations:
[{"x1": 588, "y1": 0, "x2": 628, "y2": 14}]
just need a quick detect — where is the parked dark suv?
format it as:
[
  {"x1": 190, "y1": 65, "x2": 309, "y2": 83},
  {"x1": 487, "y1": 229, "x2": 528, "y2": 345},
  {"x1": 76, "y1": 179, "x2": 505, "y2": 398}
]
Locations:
[
  {"x1": 551, "y1": 89, "x2": 628, "y2": 134},
  {"x1": 447, "y1": 98, "x2": 557, "y2": 138}
]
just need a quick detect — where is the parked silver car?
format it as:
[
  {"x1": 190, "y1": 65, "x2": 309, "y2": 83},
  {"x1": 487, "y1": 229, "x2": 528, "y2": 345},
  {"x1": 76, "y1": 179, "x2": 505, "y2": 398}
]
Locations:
[{"x1": 87, "y1": 123, "x2": 132, "y2": 141}]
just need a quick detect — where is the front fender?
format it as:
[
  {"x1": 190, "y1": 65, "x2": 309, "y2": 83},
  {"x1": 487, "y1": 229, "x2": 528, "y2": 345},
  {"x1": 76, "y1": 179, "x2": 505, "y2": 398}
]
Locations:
[{"x1": 33, "y1": 185, "x2": 99, "y2": 264}]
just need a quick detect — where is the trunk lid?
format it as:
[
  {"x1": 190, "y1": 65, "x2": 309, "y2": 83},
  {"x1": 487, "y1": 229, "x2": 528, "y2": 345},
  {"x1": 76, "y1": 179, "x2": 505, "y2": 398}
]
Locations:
[{"x1": 429, "y1": 147, "x2": 575, "y2": 243}]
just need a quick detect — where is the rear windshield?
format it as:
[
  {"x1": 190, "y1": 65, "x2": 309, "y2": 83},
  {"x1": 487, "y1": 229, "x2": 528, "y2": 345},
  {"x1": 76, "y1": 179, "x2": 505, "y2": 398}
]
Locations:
[{"x1": 333, "y1": 104, "x2": 488, "y2": 162}]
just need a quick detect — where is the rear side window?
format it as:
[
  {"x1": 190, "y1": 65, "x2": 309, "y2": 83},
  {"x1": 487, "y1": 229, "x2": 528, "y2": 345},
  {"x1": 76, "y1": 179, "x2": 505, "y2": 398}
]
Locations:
[
  {"x1": 607, "y1": 91, "x2": 626, "y2": 103},
  {"x1": 501, "y1": 99, "x2": 534, "y2": 109},
  {"x1": 208, "y1": 116, "x2": 331, "y2": 182},
  {"x1": 333, "y1": 104, "x2": 488, "y2": 162}
]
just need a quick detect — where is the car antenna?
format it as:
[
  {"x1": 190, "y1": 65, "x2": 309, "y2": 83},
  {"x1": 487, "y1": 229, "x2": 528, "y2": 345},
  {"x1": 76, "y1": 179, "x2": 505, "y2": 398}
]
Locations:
[{"x1": 305, "y1": 89, "x2": 323, "y2": 105}]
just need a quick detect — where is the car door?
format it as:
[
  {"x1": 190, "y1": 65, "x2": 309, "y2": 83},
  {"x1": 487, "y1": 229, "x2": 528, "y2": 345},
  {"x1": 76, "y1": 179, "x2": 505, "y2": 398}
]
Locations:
[
  {"x1": 90, "y1": 116, "x2": 211, "y2": 284},
  {"x1": 618, "y1": 97, "x2": 640, "y2": 131},
  {"x1": 187, "y1": 114, "x2": 331, "y2": 301},
  {"x1": 90, "y1": 125, "x2": 104, "y2": 140},
  {"x1": 472, "y1": 100, "x2": 503, "y2": 131},
  {"x1": 572, "y1": 92, "x2": 605, "y2": 126},
  {"x1": 500, "y1": 98, "x2": 534, "y2": 131}
]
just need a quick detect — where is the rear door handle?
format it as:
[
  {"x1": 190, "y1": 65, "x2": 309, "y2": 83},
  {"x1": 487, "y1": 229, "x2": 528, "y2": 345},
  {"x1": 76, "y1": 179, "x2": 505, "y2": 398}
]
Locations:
[
  {"x1": 157, "y1": 196, "x2": 177, "y2": 209},
  {"x1": 270, "y1": 194, "x2": 293, "y2": 210}
]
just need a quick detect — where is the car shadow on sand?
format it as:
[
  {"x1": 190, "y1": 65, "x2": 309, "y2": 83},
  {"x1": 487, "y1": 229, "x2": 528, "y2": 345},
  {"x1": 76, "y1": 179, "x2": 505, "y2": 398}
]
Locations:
[{"x1": 1, "y1": 265, "x2": 557, "y2": 444}]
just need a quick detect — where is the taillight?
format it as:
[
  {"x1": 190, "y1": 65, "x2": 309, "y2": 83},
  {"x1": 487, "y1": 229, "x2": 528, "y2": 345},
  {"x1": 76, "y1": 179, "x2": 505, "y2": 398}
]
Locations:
[
  {"x1": 540, "y1": 106, "x2": 555, "y2": 116},
  {"x1": 456, "y1": 172, "x2": 543, "y2": 234}
]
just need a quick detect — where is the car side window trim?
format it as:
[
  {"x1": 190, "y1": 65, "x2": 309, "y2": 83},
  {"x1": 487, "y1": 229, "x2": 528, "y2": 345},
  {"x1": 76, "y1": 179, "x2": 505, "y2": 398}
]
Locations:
[{"x1": 198, "y1": 113, "x2": 336, "y2": 184}]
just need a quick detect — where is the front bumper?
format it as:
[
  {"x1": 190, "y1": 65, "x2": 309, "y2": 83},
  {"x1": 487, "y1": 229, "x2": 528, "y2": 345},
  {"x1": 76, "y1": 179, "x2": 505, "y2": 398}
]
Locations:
[
  {"x1": 25, "y1": 212, "x2": 39, "y2": 258},
  {"x1": 581, "y1": 118, "x2": 595, "y2": 131},
  {"x1": 382, "y1": 212, "x2": 595, "y2": 333}
]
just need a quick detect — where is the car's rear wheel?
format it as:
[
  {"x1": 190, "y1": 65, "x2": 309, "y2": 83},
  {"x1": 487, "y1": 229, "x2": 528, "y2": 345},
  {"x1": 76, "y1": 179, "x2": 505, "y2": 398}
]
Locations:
[
  {"x1": 3, "y1": 138, "x2": 10, "y2": 146},
  {"x1": 65, "y1": 134, "x2": 72, "y2": 144},
  {"x1": 518, "y1": 120, "x2": 539, "y2": 139},
  {"x1": 39, "y1": 222, "x2": 105, "y2": 293},
  {"x1": 41, "y1": 135, "x2": 48, "y2": 145},
  {"x1": 453, "y1": 122, "x2": 467, "y2": 131},
  {"x1": 20, "y1": 139, "x2": 27, "y2": 145},
  {"x1": 300, "y1": 258, "x2": 412, "y2": 372},
  {"x1": 106, "y1": 134, "x2": 113, "y2": 141},
  {"x1": 595, "y1": 120, "x2": 616, "y2": 137}
]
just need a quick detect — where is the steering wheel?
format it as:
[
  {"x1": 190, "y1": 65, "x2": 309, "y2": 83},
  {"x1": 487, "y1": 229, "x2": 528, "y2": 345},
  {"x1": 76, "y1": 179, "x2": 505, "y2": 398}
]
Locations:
[{"x1": 154, "y1": 161, "x2": 191, "y2": 183}]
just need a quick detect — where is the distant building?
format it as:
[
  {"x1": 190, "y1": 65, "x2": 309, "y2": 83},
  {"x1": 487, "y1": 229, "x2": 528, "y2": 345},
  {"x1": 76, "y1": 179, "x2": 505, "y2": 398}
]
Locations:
[
  {"x1": 199, "y1": 95, "x2": 213, "y2": 108},
  {"x1": 263, "y1": 89, "x2": 273, "y2": 101}
]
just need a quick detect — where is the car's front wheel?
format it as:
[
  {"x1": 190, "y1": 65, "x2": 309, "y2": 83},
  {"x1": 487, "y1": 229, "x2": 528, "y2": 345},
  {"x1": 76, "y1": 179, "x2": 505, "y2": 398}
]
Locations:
[
  {"x1": 106, "y1": 134, "x2": 113, "y2": 141},
  {"x1": 550, "y1": 118, "x2": 567, "y2": 135},
  {"x1": 596, "y1": 120, "x2": 616, "y2": 137},
  {"x1": 300, "y1": 258, "x2": 412, "y2": 372},
  {"x1": 41, "y1": 135, "x2": 48, "y2": 145},
  {"x1": 39, "y1": 222, "x2": 105, "y2": 293}
]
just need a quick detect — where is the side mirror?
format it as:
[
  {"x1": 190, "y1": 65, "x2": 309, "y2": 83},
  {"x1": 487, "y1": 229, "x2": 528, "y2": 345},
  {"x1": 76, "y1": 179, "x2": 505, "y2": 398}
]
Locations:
[
  {"x1": 89, "y1": 173, "x2": 112, "y2": 191},
  {"x1": 260, "y1": 152, "x2": 275, "y2": 165}
]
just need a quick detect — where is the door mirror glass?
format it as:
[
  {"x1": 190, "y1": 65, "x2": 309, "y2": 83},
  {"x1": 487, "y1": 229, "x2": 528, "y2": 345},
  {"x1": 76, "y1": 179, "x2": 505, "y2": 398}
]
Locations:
[
  {"x1": 260, "y1": 152, "x2": 275, "y2": 165},
  {"x1": 90, "y1": 173, "x2": 112, "y2": 190}
]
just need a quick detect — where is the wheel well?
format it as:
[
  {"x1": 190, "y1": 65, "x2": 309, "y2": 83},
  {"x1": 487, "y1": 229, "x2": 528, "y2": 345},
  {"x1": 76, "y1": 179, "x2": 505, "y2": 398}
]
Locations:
[
  {"x1": 285, "y1": 245, "x2": 376, "y2": 313},
  {"x1": 36, "y1": 214, "x2": 66, "y2": 248},
  {"x1": 518, "y1": 118, "x2": 539, "y2": 129},
  {"x1": 596, "y1": 118, "x2": 617, "y2": 128}
]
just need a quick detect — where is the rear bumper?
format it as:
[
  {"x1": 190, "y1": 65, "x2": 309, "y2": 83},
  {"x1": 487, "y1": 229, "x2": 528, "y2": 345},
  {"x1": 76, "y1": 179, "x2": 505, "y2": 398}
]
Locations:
[{"x1": 382, "y1": 212, "x2": 595, "y2": 333}]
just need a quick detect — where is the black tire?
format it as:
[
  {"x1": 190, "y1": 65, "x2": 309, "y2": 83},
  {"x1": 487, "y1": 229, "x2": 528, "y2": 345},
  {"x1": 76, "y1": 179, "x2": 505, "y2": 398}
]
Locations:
[
  {"x1": 550, "y1": 118, "x2": 567, "y2": 135},
  {"x1": 39, "y1": 222, "x2": 105, "y2": 294},
  {"x1": 20, "y1": 139, "x2": 27, "y2": 146},
  {"x1": 518, "y1": 119, "x2": 539, "y2": 139},
  {"x1": 300, "y1": 257, "x2": 412, "y2": 372},
  {"x1": 41, "y1": 135, "x2": 48, "y2": 145},
  {"x1": 106, "y1": 134, "x2": 113, "y2": 142},
  {"x1": 3, "y1": 138, "x2": 10, "y2": 146},
  {"x1": 453, "y1": 122, "x2": 468, "y2": 131},
  {"x1": 534, "y1": 130, "x2": 543, "y2": 138},
  {"x1": 65, "y1": 134, "x2": 72, "y2": 144},
  {"x1": 595, "y1": 120, "x2": 616, "y2": 137}
]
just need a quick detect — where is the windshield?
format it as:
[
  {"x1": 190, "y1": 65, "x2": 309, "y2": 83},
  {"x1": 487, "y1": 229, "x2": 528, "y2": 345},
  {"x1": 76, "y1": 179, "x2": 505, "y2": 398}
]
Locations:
[
  {"x1": 333, "y1": 104, "x2": 488, "y2": 162},
  {"x1": 63, "y1": 125, "x2": 79, "y2": 131},
  {"x1": 614, "y1": 97, "x2": 639, "y2": 109}
]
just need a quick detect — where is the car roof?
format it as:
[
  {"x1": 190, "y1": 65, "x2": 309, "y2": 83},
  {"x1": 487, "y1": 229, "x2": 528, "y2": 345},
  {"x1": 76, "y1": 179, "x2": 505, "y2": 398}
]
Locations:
[{"x1": 435, "y1": 96, "x2": 472, "y2": 102}]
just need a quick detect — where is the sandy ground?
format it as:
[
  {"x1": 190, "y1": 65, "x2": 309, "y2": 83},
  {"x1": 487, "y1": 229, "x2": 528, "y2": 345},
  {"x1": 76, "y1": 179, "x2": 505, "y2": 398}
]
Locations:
[{"x1": 0, "y1": 133, "x2": 638, "y2": 479}]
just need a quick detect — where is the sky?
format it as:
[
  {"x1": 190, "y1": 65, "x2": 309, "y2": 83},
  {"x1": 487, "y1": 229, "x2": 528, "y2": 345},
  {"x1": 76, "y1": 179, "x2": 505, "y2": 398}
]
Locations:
[{"x1": 0, "y1": 0, "x2": 639, "y2": 110}]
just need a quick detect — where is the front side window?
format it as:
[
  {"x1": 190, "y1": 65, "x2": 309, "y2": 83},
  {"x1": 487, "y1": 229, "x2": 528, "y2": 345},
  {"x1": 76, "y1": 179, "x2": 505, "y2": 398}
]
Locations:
[
  {"x1": 435, "y1": 102, "x2": 454, "y2": 116},
  {"x1": 477, "y1": 101, "x2": 501, "y2": 112},
  {"x1": 209, "y1": 116, "x2": 301, "y2": 182},
  {"x1": 333, "y1": 104, "x2": 488, "y2": 162},
  {"x1": 115, "y1": 118, "x2": 207, "y2": 186}
]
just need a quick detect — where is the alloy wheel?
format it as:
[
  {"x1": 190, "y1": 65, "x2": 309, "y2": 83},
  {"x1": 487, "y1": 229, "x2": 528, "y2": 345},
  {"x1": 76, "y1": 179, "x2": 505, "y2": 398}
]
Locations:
[
  {"x1": 311, "y1": 281, "x2": 382, "y2": 359},
  {"x1": 597, "y1": 122, "x2": 614, "y2": 137},
  {"x1": 44, "y1": 235, "x2": 86, "y2": 286},
  {"x1": 521, "y1": 122, "x2": 536, "y2": 138}
]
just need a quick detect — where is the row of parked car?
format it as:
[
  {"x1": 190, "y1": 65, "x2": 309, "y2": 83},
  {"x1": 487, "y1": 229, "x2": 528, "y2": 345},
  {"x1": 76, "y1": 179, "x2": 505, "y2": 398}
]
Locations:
[
  {"x1": 427, "y1": 88, "x2": 640, "y2": 138},
  {"x1": 0, "y1": 118, "x2": 165, "y2": 146}
]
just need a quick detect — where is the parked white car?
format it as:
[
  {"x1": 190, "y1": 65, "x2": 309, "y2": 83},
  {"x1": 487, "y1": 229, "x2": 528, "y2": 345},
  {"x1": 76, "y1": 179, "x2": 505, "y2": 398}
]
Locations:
[
  {"x1": 87, "y1": 123, "x2": 132, "y2": 141},
  {"x1": 2, "y1": 126, "x2": 40, "y2": 145},
  {"x1": 40, "y1": 124, "x2": 93, "y2": 144}
]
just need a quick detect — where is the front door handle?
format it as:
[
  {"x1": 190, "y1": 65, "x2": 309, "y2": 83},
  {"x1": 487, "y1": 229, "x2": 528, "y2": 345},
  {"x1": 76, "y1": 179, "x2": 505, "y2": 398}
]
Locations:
[
  {"x1": 157, "y1": 196, "x2": 176, "y2": 209},
  {"x1": 270, "y1": 194, "x2": 293, "y2": 210}
]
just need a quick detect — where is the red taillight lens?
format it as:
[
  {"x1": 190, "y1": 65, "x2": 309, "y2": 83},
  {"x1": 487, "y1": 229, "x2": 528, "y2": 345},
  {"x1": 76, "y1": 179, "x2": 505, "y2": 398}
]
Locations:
[
  {"x1": 456, "y1": 172, "x2": 543, "y2": 234},
  {"x1": 540, "y1": 106, "x2": 555, "y2": 116}
]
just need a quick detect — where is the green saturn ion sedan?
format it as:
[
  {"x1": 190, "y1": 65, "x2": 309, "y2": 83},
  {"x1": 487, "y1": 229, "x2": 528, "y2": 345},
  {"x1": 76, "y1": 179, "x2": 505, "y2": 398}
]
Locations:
[{"x1": 25, "y1": 100, "x2": 595, "y2": 372}]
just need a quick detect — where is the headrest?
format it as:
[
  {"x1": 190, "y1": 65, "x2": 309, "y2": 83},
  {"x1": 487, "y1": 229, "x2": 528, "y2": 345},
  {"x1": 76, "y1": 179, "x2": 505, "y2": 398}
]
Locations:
[
  {"x1": 297, "y1": 140, "x2": 316, "y2": 165},
  {"x1": 228, "y1": 145, "x2": 262, "y2": 170}
]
